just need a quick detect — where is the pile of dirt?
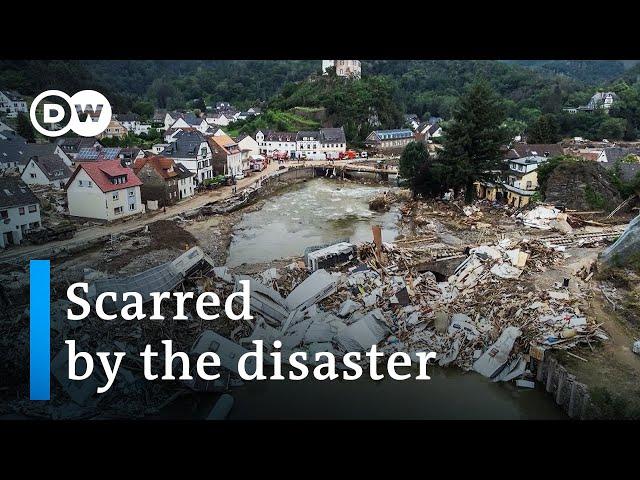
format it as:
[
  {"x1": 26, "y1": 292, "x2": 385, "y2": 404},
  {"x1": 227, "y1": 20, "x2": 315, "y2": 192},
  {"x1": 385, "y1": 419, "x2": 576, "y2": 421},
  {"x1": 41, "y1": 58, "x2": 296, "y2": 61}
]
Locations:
[
  {"x1": 148, "y1": 220, "x2": 196, "y2": 250},
  {"x1": 543, "y1": 161, "x2": 621, "y2": 211}
]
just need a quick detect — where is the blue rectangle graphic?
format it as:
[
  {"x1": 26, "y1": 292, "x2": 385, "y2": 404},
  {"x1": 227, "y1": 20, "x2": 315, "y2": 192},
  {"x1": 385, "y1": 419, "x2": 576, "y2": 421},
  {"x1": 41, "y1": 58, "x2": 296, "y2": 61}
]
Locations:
[{"x1": 30, "y1": 260, "x2": 50, "y2": 401}]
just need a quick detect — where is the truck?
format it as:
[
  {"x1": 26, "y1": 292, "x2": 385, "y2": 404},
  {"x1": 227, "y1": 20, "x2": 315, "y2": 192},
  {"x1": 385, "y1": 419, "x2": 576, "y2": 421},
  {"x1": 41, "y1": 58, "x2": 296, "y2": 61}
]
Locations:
[
  {"x1": 339, "y1": 150, "x2": 358, "y2": 160},
  {"x1": 28, "y1": 222, "x2": 77, "y2": 244}
]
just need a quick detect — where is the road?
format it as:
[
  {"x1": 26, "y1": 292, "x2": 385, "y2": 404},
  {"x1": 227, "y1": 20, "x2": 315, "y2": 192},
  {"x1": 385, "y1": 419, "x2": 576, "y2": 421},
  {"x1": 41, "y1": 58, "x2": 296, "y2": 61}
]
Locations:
[{"x1": 0, "y1": 159, "x2": 358, "y2": 264}]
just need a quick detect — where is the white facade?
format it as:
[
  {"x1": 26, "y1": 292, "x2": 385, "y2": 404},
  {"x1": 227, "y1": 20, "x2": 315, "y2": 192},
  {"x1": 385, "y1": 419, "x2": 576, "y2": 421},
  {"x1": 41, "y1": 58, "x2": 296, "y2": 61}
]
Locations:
[
  {"x1": 164, "y1": 113, "x2": 178, "y2": 130},
  {"x1": 169, "y1": 118, "x2": 210, "y2": 133},
  {"x1": 152, "y1": 143, "x2": 170, "y2": 154},
  {"x1": 237, "y1": 135, "x2": 261, "y2": 156},
  {"x1": 178, "y1": 176, "x2": 195, "y2": 200},
  {"x1": 21, "y1": 159, "x2": 70, "y2": 189},
  {"x1": 121, "y1": 119, "x2": 153, "y2": 135},
  {"x1": 171, "y1": 142, "x2": 213, "y2": 183},
  {"x1": 227, "y1": 152, "x2": 242, "y2": 177},
  {"x1": 296, "y1": 134, "x2": 320, "y2": 158},
  {"x1": 255, "y1": 131, "x2": 297, "y2": 157},
  {"x1": 206, "y1": 114, "x2": 232, "y2": 127},
  {"x1": 0, "y1": 202, "x2": 41, "y2": 248},
  {"x1": 66, "y1": 169, "x2": 143, "y2": 221},
  {"x1": 0, "y1": 91, "x2": 28, "y2": 117}
]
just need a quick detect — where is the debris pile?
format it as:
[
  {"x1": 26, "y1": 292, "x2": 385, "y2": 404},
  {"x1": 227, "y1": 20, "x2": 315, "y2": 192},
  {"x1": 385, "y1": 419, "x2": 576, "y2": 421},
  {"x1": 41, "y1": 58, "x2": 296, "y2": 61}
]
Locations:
[
  {"x1": 368, "y1": 191, "x2": 401, "y2": 212},
  {"x1": 214, "y1": 236, "x2": 608, "y2": 385}
]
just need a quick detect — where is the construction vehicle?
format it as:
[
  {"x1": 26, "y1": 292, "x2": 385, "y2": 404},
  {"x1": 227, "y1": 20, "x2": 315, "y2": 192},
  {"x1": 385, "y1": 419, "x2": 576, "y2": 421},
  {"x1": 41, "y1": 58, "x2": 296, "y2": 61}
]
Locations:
[{"x1": 28, "y1": 222, "x2": 77, "y2": 244}]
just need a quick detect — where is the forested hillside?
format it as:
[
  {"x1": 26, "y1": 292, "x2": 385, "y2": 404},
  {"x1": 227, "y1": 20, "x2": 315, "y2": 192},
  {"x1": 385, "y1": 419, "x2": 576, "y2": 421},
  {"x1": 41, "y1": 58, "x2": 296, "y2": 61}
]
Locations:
[{"x1": 2, "y1": 59, "x2": 640, "y2": 142}]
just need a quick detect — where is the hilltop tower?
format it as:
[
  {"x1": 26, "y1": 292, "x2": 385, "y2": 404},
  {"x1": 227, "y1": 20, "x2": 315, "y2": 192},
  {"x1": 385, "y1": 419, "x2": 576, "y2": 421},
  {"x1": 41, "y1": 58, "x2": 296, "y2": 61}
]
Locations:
[{"x1": 322, "y1": 60, "x2": 361, "y2": 79}]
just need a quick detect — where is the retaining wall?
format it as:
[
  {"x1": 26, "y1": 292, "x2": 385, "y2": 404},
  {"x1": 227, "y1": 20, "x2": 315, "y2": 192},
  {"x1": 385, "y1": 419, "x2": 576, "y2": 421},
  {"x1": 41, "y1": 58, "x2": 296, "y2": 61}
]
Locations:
[{"x1": 536, "y1": 353, "x2": 596, "y2": 419}]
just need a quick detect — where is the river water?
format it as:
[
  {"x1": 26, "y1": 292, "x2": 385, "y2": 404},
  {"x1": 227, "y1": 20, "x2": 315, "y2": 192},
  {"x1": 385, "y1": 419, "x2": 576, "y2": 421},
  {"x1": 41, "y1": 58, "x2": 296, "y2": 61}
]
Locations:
[{"x1": 223, "y1": 178, "x2": 565, "y2": 419}]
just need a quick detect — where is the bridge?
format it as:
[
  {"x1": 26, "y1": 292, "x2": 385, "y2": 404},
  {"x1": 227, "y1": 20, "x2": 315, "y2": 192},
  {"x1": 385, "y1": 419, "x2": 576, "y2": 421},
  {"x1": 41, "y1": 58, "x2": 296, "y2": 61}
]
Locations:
[{"x1": 314, "y1": 163, "x2": 399, "y2": 180}]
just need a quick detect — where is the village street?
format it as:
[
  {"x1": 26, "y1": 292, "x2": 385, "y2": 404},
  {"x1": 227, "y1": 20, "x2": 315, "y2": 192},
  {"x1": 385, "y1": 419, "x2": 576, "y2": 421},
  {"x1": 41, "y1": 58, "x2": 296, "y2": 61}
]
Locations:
[{"x1": 0, "y1": 158, "x2": 360, "y2": 264}]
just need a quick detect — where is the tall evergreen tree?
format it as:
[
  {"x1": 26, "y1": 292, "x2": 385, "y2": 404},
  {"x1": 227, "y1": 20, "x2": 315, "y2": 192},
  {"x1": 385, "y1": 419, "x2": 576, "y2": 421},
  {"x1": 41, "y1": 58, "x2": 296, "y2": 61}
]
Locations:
[
  {"x1": 527, "y1": 114, "x2": 560, "y2": 143},
  {"x1": 16, "y1": 113, "x2": 35, "y2": 142},
  {"x1": 438, "y1": 80, "x2": 508, "y2": 203},
  {"x1": 399, "y1": 141, "x2": 429, "y2": 196}
]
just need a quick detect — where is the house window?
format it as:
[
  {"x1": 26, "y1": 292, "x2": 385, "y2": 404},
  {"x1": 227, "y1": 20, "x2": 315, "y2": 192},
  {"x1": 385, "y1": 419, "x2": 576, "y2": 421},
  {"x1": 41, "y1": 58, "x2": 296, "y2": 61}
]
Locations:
[
  {"x1": 0, "y1": 210, "x2": 7, "y2": 219},
  {"x1": 78, "y1": 180, "x2": 83, "y2": 186},
  {"x1": 30, "y1": 173, "x2": 36, "y2": 179},
  {"x1": 28, "y1": 205, "x2": 37, "y2": 213},
  {"x1": 19, "y1": 207, "x2": 25, "y2": 215},
  {"x1": 114, "y1": 206, "x2": 123, "y2": 215},
  {"x1": 113, "y1": 192, "x2": 119, "y2": 200},
  {"x1": 128, "y1": 190, "x2": 135, "y2": 197},
  {"x1": 129, "y1": 203, "x2": 136, "y2": 211}
]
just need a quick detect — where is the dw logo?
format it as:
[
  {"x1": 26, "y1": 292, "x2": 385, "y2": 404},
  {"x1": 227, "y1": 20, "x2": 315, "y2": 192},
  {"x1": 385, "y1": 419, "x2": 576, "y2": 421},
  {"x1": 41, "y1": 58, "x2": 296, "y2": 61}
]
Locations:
[{"x1": 29, "y1": 89, "x2": 112, "y2": 138}]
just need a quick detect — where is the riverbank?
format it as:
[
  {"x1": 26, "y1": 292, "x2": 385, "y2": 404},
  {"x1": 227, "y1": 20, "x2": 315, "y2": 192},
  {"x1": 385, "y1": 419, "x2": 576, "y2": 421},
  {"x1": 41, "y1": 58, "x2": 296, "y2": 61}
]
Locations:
[{"x1": 1, "y1": 172, "x2": 635, "y2": 419}]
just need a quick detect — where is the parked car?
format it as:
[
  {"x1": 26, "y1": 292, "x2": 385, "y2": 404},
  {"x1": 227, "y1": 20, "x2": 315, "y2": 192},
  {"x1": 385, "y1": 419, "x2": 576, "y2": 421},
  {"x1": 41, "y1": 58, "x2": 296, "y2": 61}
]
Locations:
[{"x1": 360, "y1": 151, "x2": 368, "y2": 158}]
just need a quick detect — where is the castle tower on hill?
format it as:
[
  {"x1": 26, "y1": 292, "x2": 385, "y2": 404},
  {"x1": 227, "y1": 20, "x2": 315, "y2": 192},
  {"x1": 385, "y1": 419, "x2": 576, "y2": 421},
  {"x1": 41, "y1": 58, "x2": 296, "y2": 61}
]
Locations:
[{"x1": 322, "y1": 60, "x2": 361, "y2": 79}]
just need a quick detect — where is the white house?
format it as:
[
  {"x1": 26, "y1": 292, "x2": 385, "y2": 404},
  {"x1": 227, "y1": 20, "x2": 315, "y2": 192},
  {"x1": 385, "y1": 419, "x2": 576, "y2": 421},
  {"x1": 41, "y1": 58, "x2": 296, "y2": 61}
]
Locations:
[
  {"x1": 169, "y1": 114, "x2": 210, "y2": 133},
  {"x1": 0, "y1": 178, "x2": 41, "y2": 248},
  {"x1": 236, "y1": 134, "x2": 261, "y2": 157},
  {"x1": 174, "y1": 162, "x2": 196, "y2": 200},
  {"x1": 0, "y1": 91, "x2": 28, "y2": 118},
  {"x1": 255, "y1": 130, "x2": 297, "y2": 157},
  {"x1": 65, "y1": 160, "x2": 144, "y2": 221},
  {"x1": 163, "y1": 111, "x2": 183, "y2": 130},
  {"x1": 152, "y1": 143, "x2": 170, "y2": 154},
  {"x1": 118, "y1": 113, "x2": 153, "y2": 135},
  {"x1": 21, "y1": 155, "x2": 73, "y2": 189},
  {"x1": 417, "y1": 122, "x2": 442, "y2": 141},
  {"x1": 160, "y1": 130, "x2": 213, "y2": 183},
  {"x1": 296, "y1": 131, "x2": 321, "y2": 159},
  {"x1": 206, "y1": 112, "x2": 234, "y2": 127},
  {"x1": 317, "y1": 127, "x2": 347, "y2": 157}
]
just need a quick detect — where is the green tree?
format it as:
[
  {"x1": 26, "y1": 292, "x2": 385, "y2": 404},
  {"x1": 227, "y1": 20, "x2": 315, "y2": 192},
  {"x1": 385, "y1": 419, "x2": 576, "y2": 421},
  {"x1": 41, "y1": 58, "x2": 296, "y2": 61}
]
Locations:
[
  {"x1": 399, "y1": 141, "x2": 429, "y2": 195},
  {"x1": 132, "y1": 100, "x2": 154, "y2": 119},
  {"x1": 597, "y1": 116, "x2": 626, "y2": 140},
  {"x1": 501, "y1": 118, "x2": 527, "y2": 141},
  {"x1": 439, "y1": 81, "x2": 508, "y2": 203},
  {"x1": 526, "y1": 114, "x2": 560, "y2": 143},
  {"x1": 16, "y1": 112, "x2": 35, "y2": 142},
  {"x1": 192, "y1": 97, "x2": 206, "y2": 112}
]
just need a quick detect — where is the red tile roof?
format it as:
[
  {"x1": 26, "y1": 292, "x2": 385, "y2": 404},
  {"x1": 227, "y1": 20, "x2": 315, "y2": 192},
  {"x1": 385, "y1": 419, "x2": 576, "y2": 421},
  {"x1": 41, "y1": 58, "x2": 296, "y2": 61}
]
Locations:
[
  {"x1": 66, "y1": 159, "x2": 142, "y2": 193},
  {"x1": 133, "y1": 156, "x2": 179, "y2": 180}
]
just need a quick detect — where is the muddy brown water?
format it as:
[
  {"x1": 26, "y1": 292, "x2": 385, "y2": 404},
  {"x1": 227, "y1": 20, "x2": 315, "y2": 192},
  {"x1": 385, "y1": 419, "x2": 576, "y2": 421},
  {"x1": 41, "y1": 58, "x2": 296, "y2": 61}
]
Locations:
[{"x1": 219, "y1": 178, "x2": 565, "y2": 419}]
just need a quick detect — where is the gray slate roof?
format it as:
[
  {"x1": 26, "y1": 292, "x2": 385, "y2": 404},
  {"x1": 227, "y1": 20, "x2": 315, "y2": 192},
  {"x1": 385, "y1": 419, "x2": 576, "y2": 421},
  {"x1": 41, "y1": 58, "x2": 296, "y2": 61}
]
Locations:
[
  {"x1": 602, "y1": 161, "x2": 640, "y2": 183},
  {"x1": 0, "y1": 177, "x2": 39, "y2": 208},
  {"x1": 161, "y1": 130, "x2": 206, "y2": 159},
  {"x1": 173, "y1": 162, "x2": 195, "y2": 179},
  {"x1": 604, "y1": 147, "x2": 640, "y2": 164},
  {"x1": 319, "y1": 127, "x2": 346, "y2": 144},
  {"x1": 0, "y1": 138, "x2": 58, "y2": 166},
  {"x1": 29, "y1": 155, "x2": 73, "y2": 181},
  {"x1": 296, "y1": 131, "x2": 320, "y2": 141}
]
